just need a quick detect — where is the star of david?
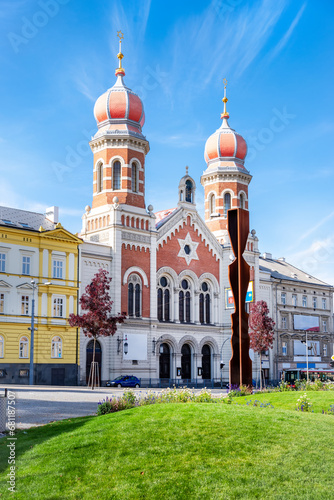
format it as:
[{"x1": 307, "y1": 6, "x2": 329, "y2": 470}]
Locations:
[
  {"x1": 177, "y1": 232, "x2": 199, "y2": 265},
  {"x1": 117, "y1": 30, "x2": 124, "y2": 41}
]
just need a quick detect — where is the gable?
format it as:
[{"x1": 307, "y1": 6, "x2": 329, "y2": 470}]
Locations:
[
  {"x1": 41, "y1": 227, "x2": 82, "y2": 244},
  {"x1": 157, "y1": 213, "x2": 221, "y2": 280},
  {"x1": 0, "y1": 280, "x2": 11, "y2": 288},
  {"x1": 16, "y1": 282, "x2": 33, "y2": 290}
]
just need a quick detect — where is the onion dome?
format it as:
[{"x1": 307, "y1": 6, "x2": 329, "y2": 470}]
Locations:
[
  {"x1": 93, "y1": 31, "x2": 145, "y2": 139},
  {"x1": 204, "y1": 79, "x2": 248, "y2": 170}
]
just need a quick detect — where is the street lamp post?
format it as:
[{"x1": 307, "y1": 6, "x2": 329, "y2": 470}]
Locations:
[
  {"x1": 29, "y1": 280, "x2": 51, "y2": 385},
  {"x1": 29, "y1": 280, "x2": 37, "y2": 385},
  {"x1": 306, "y1": 331, "x2": 309, "y2": 382},
  {"x1": 220, "y1": 337, "x2": 230, "y2": 388}
]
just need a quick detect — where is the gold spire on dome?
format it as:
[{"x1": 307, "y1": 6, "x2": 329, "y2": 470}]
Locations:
[
  {"x1": 115, "y1": 30, "x2": 125, "y2": 77},
  {"x1": 221, "y1": 78, "x2": 229, "y2": 119}
]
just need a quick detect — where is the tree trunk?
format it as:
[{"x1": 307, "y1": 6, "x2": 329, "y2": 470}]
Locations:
[
  {"x1": 92, "y1": 337, "x2": 96, "y2": 390},
  {"x1": 259, "y1": 351, "x2": 262, "y2": 391}
]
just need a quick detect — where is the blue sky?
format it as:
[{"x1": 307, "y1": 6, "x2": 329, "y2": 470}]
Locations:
[{"x1": 1, "y1": 0, "x2": 334, "y2": 285}]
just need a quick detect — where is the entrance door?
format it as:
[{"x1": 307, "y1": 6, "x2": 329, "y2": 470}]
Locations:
[
  {"x1": 159, "y1": 343, "x2": 170, "y2": 379},
  {"x1": 86, "y1": 340, "x2": 102, "y2": 384},
  {"x1": 202, "y1": 344, "x2": 211, "y2": 379},
  {"x1": 51, "y1": 368, "x2": 65, "y2": 386},
  {"x1": 181, "y1": 344, "x2": 191, "y2": 379}
]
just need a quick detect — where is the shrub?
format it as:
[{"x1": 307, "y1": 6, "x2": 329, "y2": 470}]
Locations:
[
  {"x1": 296, "y1": 393, "x2": 313, "y2": 412},
  {"x1": 279, "y1": 381, "x2": 293, "y2": 392},
  {"x1": 245, "y1": 398, "x2": 274, "y2": 408},
  {"x1": 322, "y1": 404, "x2": 334, "y2": 415},
  {"x1": 228, "y1": 384, "x2": 252, "y2": 397},
  {"x1": 97, "y1": 391, "x2": 139, "y2": 415}
]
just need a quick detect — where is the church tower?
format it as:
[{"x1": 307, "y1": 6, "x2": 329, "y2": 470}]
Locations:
[
  {"x1": 82, "y1": 32, "x2": 150, "y2": 244},
  {"x1": 201, "y1": 80, "x2": 252, "y2": 244}
]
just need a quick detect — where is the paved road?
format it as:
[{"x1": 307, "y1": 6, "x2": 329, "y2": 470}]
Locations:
[{"x1": 1, "y1": 386, "x2": 227, "y2": 429}]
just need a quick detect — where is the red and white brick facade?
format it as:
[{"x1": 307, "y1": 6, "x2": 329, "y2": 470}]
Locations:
[{"x1": 78, "y1": 48, "x2": 334, "y2": 386}]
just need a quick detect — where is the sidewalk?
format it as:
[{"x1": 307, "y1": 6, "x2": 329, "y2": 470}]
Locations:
[{"x1": 1, "y1": 385, "x2": 227, "y2": 429}]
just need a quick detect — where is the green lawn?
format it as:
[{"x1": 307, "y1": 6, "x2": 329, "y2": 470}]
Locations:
[
  {"x1": 235, "y1": 390, "x2": 334, "y2": 413},
  {"x1": 0, "y1": 397, "x2": 334, "y2": 499}
]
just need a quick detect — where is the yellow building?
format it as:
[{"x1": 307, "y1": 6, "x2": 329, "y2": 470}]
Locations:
[{"x1": 0, "y1": 206, "x2": 82, "y2": 385}]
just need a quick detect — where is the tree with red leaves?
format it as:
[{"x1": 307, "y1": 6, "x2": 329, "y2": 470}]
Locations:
[
  {"x1": 249, "y1": 300, "x2": 275, "y2": 390},
  {"x1": 69, "y1": 269, "x2": 126, "y2": 388}
]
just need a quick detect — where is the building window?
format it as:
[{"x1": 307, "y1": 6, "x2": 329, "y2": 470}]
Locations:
[
  {"x1": 0, "y1": 335, "x2": 3, "y2": 358},
  {"x1": 282, "y1": 341, "x2": 287, "y2": 356},
  {"x1": 209, "y1": 194, "x2": 216, "y2": 215},
  {"x1": 19, "y1": 336, "x2": 29, "y2": 358},
  {"x1": 0, "y1": 294, "x2": 4, "y2": 314},
  {"x1": 323, "y1": 344, "x2": 327, "y2": 357},
  {"x1": 97, "y1": 163, "x2": 103, "y2": 193},
  {"x1": 313, "y1": 296, "x2": 317, "y2": 309},
  {"x1": 128, "y1": 274, "x2": 141, "y2": 317},
  {"x1": 224, "y1": 192, "x2": 231, "y2": 216},
  {"x1": 281, "y1": 316, "x2": 287, "y2": 329},
  {"x1": 52, "y1": 260, "x2": 63, "y2": 279},
  {"x1": 292, "y1": 294, "x2": 297, "y2": 306},
  {"x1": 51, "y1": 336, "x2": 62, "y2": 358},
  {"x1": 322, "y1": 320, "x2": 328, "y2": 332},
  {"x1": 0, "y1": 253, "x2": 5, "y2": 272},
  {"x1": 322, "y1": 298, "x2": 327, "y2": 310},
  {"x1": 281, "y1": 292, "x2": 286, "y2": 305},
  {"x1": 53, "y1": 297, "x2": 64, "y2": 317},
  {"x1": 22, "y1": 256, "x2": 31, "y2": 275},
  {"x1": 157, "y1": 276, "x2": 170, "y2": 322},
  {"x1": 131, "y1": 162, "x2": 138, "y2": 192},
  {"x1": 185, "y1": 180, "x2": 193, "y2": 203},
  {"x1": 302, "y1": 295, "x2": 307, "y2": 307},
  {"x1": 21, "y1": 295, "x2": 29, "y2": 315},
  {"x1": 179, "y1": 279, "x2": 191, "y2": 323},
  {"x1": 199, "y1": 282, "x2": 211, "y2": 324},
  {"x1": 240, "y1": 193, "x2": 245, "y2": 209},
  {"x1": 113, "y1": 160, "x2": 121, "y2": 190}
]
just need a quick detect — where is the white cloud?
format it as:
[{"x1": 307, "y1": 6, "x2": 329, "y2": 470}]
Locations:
[
  {"x1": 269, "y1": 3, "x2": 307, "y2": 60},
  {"x1": 165, "y1": 0, "x2": 288, "y2": 98},
  {"x1": 286, "y1": 236, "x2": 334, "y2": 286}
]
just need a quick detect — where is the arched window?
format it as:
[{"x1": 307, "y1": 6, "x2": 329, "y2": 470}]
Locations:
[
  {"x1": 19, "y1": 336, "x2": 29, "y2": 358},
  {"x1": 240, "y1": 193, "x2": 245, "y2": 209},
  {"x1": 185, "y1": 180, "x2": 193, "y2": 203},
  {"x1": 97, "y1": 163, "x2": 103, "y2": 193},
  {"x1": 131, "y1": 162, "x2": 138, "y2": 192},
  {"x1": 181, "y1": 344, "x2": 191, "y2": 379},
  {"x1": 202, "y1": 344, "x2": 211, "y2": 379},
  {"x1": 157, "y1": 276, "x2": 170, "y2": 322},
  {"x1": 209, "y1": 193, "x2": 216, "y2": 215},
  {"x1": 159, "y1": 343, "x2": 171, "y2": 379},
  {"x1": 0, "y1": 335, "x2": 3, "y2": 358},
  {"x1": 51, "y1": 336, "x2": 62, "y2": 358},
  {"x1": 224, "y1": 192, "x2": 231, "y2": 216},
  {"x1": 113, "y1": 160, "x2": 121, "y2": 190},
  {"x1": 199, "y1": 282, "x2": 211, "y2": 324},
  {"x1": 128, "y1": 274, "x2": 142, "y2": 317},
  {"x1": 179, "y1": 279, "x2": 191, "y2": 323}
]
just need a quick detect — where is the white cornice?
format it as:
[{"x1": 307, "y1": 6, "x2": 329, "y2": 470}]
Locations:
[{"x1": 89, "y1": 135, "x2": 149, "y2": 155}]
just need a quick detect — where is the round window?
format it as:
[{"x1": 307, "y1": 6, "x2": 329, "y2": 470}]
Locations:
[
  {"x1": 201, "y1": 282, "x2": 208, "y2": 292},
  {"x1": 181, "y1": 279, "x2": 189, "y2": 290},
  {"x1": 160, "y1": 276, "x2": 167, "y2": 287},
  {"x1": 184, "y1": 245, "x2": 191, "y2": 255}
]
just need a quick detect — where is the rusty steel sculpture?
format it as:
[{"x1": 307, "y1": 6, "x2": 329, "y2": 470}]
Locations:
[{"x1": 228, "y1": 208, "x2": 252, "y2": 387}]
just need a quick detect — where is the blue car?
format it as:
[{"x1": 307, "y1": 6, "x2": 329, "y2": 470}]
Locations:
[{"x1": 106, "y1": 375, "x2": 141, "y2": 388}]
